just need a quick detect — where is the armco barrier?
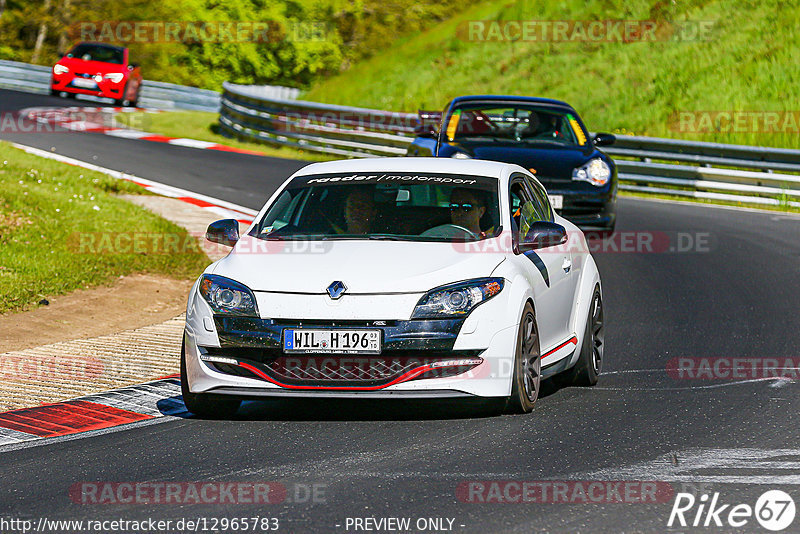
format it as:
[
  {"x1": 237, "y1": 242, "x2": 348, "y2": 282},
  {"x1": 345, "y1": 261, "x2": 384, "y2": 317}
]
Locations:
[{"x1": 0, "y1": 59, "x2": 298, "y2": 112}]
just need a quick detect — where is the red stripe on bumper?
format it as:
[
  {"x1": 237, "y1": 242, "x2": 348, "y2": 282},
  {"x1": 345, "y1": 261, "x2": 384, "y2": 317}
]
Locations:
[
  {"x1": 542, "y1": 336, "x2": 578, "y2": 358},
  {"x1": 236, "y1": 361, "x2": 433, "y2": 391},
  {"x1": 0, "y1": 400, "x2": 152, "y2": 437}
]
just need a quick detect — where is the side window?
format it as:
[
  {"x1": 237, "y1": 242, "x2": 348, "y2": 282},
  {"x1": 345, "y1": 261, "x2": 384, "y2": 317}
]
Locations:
[
  {"x1": 524, "y1": 176, "x2": 553, "y2": 221},
  {"x1": 509, "y1": 180, "x2": 542, "y2": 243}
]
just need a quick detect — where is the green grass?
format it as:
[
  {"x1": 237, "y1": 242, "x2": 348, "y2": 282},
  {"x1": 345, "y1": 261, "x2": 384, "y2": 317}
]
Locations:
[
  {"x1": 304, "y1": 0, "x2": 800, "y2": 150},
  {"x1": 116, "y1": 111, "x2": 331, "y2": 162},
  {"x1": 0, "y1": 142, "x2": 210, "y2": 313}
]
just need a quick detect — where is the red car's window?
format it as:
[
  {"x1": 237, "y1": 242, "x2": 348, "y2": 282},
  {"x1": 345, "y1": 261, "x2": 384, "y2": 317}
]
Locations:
[{"x1": 66, "y1": 43, "x2": 125, "y2": 65}]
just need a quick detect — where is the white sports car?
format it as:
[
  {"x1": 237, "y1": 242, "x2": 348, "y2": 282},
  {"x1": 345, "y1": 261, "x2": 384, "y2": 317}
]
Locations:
[{"x1": 182, "y1": 158, "x2": 604, "y2": 416}]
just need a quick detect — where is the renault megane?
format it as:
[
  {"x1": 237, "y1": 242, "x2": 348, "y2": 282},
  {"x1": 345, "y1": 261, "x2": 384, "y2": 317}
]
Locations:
[{"x1": 182, "y1": 158, "x2": 604, "y2": 417}]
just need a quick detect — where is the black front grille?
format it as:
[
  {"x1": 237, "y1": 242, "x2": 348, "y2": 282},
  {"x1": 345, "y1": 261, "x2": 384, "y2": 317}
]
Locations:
[{"x1": 204, "y1": 347, "x2": 482, "y2": 388}]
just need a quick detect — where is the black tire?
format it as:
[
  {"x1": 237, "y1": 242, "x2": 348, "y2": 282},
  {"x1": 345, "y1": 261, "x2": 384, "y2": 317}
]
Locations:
[
  {"x1": 50, "y1": 87, "x2": 59, "y2": 97},
  {"x1": 557, "y1": 288, "x2": 604, "y2": 387},
  {"x1": 114, "y1": 82, "x2": 130, "y2": 107},
  {"x1": 506, "y1": 303, "x2": 541, "y2": 414},
  {"x1": 180, "y1": 339, "x2": 241, "y2": 419}
]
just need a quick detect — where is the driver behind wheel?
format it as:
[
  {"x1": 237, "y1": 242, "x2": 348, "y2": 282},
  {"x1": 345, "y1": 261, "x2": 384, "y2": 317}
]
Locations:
[
  {"x1": 343, "y1": 186, "x2": 377, "y2": 234},
  {"x1": 449, "y1": 188, "x2": 487, "y2": 236}
]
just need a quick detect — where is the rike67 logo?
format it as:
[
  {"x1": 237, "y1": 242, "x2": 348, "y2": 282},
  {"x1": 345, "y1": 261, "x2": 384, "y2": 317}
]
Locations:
[{"x1": 668, "y1": 490, "x2": 796, "y2": 531}]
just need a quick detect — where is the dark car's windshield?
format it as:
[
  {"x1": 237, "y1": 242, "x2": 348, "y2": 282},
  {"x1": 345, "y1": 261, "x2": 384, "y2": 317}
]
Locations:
[
  {"x1": 445, "y1": 104, "x2": 587, "y2": 147},
  {"x1": 251, "y1": 172, "x2": 501, "y2": 242},
  {"x1": 66, "y1": 43, "x2": 124, "y2": 64}
]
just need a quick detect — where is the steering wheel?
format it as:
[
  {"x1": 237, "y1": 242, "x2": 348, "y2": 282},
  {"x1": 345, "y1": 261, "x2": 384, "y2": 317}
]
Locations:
[{"x1": 420, "y1": 224, "x2": 477, "y2": 240}]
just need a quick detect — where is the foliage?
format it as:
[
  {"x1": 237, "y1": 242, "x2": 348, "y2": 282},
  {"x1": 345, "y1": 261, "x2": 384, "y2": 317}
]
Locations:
[{"x1": 0, "y1": 0, "x2": 461, "y2": 89}]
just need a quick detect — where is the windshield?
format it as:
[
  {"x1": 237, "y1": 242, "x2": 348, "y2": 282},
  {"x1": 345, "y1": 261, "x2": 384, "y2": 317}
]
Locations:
[
  {"x1": 251, "y1": 172, "x2": 501, "y2": 242},
  {"x1": 446, "y1": 104, "x2": 587, "y2": 146},
  {"x1": 66, "y1": 43, "x2": 124, "y2": 64}
]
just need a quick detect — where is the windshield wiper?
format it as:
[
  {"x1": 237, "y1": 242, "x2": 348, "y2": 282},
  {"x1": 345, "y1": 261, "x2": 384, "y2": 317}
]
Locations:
[{"x1": 367, "y1": 234, "x2": 416, "y2": 241}]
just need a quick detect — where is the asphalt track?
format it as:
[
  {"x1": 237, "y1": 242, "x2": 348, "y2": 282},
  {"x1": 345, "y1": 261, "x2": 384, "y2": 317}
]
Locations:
[{"x1": 1, "y1": 89, "x2": 800, "y2": 533}]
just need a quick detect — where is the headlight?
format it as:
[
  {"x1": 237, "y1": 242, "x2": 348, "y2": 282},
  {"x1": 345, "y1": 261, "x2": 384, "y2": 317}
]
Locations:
[
  {"x1": 412, "y1": 278, "x2": 504, "y2": 319},
  {"x1": 198, "y1": 274, "x2": 259, "y2": 316},
  {"x1": 572, "y1": 158, "x2": 611, "y2": 186},
  {"x1": 104, "y1": 72, "x2": 125, "y2": 83},
  {"x1": 53, "y1": 64, "x2": 69, "y2": 75},
  {"x1": 451, "y1": 152, "x2": 472, "y2": 159}
]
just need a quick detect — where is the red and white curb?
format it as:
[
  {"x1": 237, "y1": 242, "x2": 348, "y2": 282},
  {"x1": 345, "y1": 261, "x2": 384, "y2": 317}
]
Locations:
[
  {"x1": 0, "y1": 378, "x2": 187, "y2": 450},
  {"x1": 21, "y1": 106, "x2": 267, "y2": 156},
  {"x1": 12, "y1": 143, "x2": 258, "y2": 225}
]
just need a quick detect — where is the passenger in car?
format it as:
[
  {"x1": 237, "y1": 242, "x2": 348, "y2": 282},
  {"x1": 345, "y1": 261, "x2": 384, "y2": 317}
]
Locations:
[{"x1": 449, "y1": 188, "x2": 487, "y2": 236}]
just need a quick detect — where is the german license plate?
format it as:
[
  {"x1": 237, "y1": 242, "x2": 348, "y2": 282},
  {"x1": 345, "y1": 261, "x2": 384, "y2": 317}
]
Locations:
[
  {"x1": 548, "y1": 195, "x2": 563, "y2": 210},
  {"x1": 283, "y1": 329, "x2": 381, "y2": 354},
  {"x1": 72, "y1": 78, "x2": 97, "y2": 89}
]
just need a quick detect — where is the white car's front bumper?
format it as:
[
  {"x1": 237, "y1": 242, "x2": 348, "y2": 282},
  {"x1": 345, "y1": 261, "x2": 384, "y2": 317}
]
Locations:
[{"x1": 183, "y1": 279, "x2": 519, "y2": 399}]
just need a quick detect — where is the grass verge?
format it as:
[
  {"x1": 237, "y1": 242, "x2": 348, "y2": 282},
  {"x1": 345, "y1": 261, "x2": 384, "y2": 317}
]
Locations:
[
  {"x1": 117, "y1": 110, "x2": 331, "y2": 162},
  {"x1": 0, "y1": 141, "x2": 210, "y2": 313},
  {"x1": 304, "y1": 0, "x2": 800, "y2": 150}
]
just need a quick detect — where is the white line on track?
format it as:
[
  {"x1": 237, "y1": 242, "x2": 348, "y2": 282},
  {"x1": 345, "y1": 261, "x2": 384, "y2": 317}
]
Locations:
[{"x1": 11, "y1": 142, "x2": 258, "y2": 218}]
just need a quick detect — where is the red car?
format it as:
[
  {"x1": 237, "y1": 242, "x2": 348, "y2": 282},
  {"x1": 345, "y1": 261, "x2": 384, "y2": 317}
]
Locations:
[{"x1": 50, "y1": 42, "x2": 142, "y2": 107}]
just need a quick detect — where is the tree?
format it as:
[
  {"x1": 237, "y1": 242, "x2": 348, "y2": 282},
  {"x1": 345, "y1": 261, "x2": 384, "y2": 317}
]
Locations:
[{"x1": 31, "y1": 0, "x2": 51, "y2": 64}]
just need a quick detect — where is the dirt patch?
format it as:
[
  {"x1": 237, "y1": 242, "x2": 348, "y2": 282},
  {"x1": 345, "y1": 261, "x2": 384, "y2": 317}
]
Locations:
[{"x1": 0, "y1": 273, "x2": 194, "y2": 353}]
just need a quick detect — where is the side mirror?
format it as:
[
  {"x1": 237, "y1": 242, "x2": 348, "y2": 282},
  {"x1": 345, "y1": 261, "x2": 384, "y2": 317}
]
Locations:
[
  {"x1": 206, "y1": 219, "x2": 239, "y2": 247},
  {"x1": 414, "y1": 123, "x2": 438, "y2": 138},
  {"x1": 519, "y1": 221, "x2": 567, "y2": 251},
  {"x1": 593, "y1": 132, "x2": 616, "y2": 147}
]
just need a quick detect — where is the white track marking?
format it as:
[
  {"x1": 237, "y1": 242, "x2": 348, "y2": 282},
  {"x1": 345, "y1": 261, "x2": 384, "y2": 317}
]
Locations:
[
  {"x1": 168, "y1": 138, "x2": 218, "y2": 148},
  {"x1": 573, "y1": 448, "x2": 800, "y2": 485},
  {"x1": 10, "y1": 142, "x2": 258, "y2": 217}
]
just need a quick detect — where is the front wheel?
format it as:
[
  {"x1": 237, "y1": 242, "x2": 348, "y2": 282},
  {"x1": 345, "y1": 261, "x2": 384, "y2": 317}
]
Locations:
[
  {"x1": 506, "y1": 303, "x2": 541, "y2": 413},
  {"x1": 180, "y1": 339, "x2": 241, "y2": 418}
]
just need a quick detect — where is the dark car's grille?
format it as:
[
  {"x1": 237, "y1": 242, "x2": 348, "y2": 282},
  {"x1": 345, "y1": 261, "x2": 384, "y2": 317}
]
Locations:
[{"x1": 204, "y1": 347, "x2": 483, "y2": 388}]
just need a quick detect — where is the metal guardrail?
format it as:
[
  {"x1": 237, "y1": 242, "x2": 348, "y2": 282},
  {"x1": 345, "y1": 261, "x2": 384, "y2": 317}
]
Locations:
[
  {"x1": 219, "y1": 82, "x2": 416, "y2": 157},
  {"x1": 219, "y1": 84, "x2": 800, "y2": 209},
  {"x1": 0, "y1": 59, "x2": 298, "y2": 112}
]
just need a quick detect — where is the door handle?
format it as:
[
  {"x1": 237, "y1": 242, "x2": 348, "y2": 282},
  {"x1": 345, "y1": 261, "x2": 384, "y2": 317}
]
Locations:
[{"x1": 562, "y1": 257, "x2": 572, "y2": 273}]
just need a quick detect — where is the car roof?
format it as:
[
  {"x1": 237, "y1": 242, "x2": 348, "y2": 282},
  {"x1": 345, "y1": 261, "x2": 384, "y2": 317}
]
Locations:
[
  {"x1": 293, "y1": 157, "x2": 526, "y2": 180},
  {"x1": 450, "y1": 94, "x2": 576, "y2": 112}
]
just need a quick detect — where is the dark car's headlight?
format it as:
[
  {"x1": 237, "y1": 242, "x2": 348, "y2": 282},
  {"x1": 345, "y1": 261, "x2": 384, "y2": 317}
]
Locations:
[
  {"x1": 572, "y1": 158, "x2": 611, "y2": 186},
  {"x1": 412, "y1": 278, "x2": 504, "y2": 319},
  {"x1": 199, "y1": 274, "x2": 259, "y2": 316}
]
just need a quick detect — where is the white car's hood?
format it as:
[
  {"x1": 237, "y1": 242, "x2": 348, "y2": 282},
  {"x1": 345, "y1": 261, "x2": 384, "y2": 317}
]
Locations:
[{"x1": 211, "y1": 234, "x2": 506, "y2": 294}]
